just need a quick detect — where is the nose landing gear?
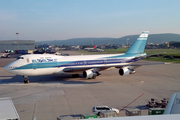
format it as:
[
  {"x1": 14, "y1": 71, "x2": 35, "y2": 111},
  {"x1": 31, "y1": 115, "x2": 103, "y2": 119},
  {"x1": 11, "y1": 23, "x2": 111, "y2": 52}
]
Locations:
[{"x1": 23, "y1": 76, "x2": 29, "y2": 84}]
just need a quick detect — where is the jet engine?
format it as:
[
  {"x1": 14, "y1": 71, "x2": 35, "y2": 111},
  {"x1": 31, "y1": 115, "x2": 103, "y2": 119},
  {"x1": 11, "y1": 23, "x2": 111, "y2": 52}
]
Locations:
[
  {"x1": 83, "y1": 70, "x2": 98, "y2": 79},
  {"x1": 119, "y1": 67, "x2": 135, "y2": 76}
]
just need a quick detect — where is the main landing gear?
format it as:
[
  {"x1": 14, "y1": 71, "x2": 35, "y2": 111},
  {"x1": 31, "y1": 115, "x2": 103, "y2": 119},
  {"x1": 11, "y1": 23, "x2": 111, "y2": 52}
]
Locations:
[{"x1": 23, "y1": 76, "x2": 29, "y2": 84}]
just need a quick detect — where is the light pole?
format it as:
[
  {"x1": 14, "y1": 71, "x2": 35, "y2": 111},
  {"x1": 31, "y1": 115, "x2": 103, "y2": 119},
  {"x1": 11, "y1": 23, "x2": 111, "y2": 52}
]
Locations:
[
  {"x1": 16, "y1": 33, "x2": 19, "y2": 40},
  {"x1": 16, "y1": 33, "x2": 19, "y2": 50},
  {"x1": 126, "y1": 38, "x2": 129, "y2": 47}
]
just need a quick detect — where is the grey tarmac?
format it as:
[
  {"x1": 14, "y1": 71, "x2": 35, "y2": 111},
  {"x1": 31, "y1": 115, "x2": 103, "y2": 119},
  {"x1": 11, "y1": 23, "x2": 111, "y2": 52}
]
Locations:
[{"x1": 0, "y1": 55, "x2": 180, "y2": 120}]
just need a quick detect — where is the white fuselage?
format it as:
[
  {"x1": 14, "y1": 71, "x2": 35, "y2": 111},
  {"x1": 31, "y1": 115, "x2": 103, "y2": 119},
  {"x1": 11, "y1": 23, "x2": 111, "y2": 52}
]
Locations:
[{"x1": 4, "y1": 53, "x2": 141, "y2": 76}]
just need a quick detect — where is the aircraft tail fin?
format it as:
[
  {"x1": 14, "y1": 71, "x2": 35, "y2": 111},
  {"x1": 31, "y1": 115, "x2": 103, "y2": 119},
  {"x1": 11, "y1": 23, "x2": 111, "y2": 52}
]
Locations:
[{"x1": 125, "y1": 31, "x2": 149, "y2": 54}]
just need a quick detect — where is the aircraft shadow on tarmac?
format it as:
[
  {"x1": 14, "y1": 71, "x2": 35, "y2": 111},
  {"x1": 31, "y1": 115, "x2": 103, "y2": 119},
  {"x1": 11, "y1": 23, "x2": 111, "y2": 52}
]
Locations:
[{"x1": 0, "y1": 74, "x2": 101, "y2": 84}]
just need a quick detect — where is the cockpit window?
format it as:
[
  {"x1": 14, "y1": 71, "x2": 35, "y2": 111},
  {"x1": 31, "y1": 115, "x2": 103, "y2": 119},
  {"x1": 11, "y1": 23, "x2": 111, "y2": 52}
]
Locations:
[{"x1": 17, "y1": 57, "x2": 24, "y2": 59}]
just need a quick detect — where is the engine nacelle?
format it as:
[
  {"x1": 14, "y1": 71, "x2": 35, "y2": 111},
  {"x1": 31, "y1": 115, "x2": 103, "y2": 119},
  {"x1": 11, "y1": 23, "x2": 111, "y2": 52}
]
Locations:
[
  {"x1": 119, "y1": 67, "x2": 135, "y2": 76},
  {"x1": 83, "y1": 70, "x2": 97, "y2": 79}
]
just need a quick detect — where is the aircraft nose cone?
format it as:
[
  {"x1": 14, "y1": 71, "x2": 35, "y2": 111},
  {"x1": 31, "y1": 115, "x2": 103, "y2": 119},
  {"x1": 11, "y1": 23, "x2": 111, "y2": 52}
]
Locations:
[{"x1": 4, "y1": 64, "x2": 9, "y2": 72}]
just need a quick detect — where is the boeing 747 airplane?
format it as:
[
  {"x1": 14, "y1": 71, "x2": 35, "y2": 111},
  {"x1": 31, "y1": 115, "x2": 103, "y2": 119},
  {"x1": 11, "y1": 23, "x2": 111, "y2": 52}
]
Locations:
[{"x1": 4, "y1": 31, "x2": 163, "y2": 83}]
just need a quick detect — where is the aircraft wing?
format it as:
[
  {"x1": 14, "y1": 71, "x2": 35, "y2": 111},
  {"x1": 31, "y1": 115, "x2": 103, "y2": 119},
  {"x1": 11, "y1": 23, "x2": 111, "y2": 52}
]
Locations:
[
  {"x1": 62, "y1": 62, "x2": 167, "y2": 73},
  {"x1": 164, "y1": 92, "x2": 180, "y2": 114},
  {"x1": 145, "y1": 52, "x2": 166, "y2": 58},
  {"x1": 63, "y1": 67, "x2": 110, "y2": 73},
  {"x1": 128, "y1": 62, "x2": 169, "y2": 66}
]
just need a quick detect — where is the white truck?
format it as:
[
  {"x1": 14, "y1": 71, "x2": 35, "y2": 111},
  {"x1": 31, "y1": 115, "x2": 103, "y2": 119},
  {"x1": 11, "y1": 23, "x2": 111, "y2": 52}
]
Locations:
[{"x1": 92, "y1": 106, "x2": 119, "y2": 115}]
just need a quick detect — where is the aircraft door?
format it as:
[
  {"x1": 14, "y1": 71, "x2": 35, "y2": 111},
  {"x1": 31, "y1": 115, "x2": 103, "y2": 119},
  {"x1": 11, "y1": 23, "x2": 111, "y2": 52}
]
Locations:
[
  {"x1": 56, "y1": 59, "x2": 61, "y2": 68},
  {"x1": 54, "y1": 59, "x2": 58, "y2": 68},
  {"x1": 32, "y1": 60, "x2": 37, "y2": 70},
  {"x1": 104, "y1": 59, "x2": 107, "y2": 65},
  {"x1": 84, "y1": 60, "x2": 87, "y2": 66}
]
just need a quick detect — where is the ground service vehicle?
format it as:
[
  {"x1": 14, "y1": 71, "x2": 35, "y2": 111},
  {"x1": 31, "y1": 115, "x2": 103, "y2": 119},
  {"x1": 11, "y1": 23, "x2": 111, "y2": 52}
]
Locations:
[{"x1": 92, "y1": 106, "x2": 119, "y2": 115}]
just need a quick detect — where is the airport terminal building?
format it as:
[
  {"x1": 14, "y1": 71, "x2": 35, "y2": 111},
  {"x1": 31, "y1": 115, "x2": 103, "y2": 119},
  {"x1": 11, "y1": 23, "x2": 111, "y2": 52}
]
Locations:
[{"x1": 0, "y1": 40, "x2": 35, "y2": 52}]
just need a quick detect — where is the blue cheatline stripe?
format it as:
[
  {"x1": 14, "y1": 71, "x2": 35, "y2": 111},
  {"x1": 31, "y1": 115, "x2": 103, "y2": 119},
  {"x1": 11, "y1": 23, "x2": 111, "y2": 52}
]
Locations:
[
  {"x1": 12, "y1": 57, "x2": 144, "y2": 70},
  {"x1": 36, "y1": 63, "x2": 57, "y2": 68}
]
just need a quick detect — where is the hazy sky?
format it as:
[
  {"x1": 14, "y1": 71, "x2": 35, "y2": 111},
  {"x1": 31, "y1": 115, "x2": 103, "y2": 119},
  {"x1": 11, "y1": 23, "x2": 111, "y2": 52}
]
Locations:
[{"x1": 0, "y1": 0, "x2": 180, "y2": 41}]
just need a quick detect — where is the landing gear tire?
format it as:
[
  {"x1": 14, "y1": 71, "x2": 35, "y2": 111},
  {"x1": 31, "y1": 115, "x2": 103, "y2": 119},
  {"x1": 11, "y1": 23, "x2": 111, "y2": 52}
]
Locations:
[
  {"x1": 27, "y1": 80, "x2": 29, "y2": 83},
  {"x1": 24, "y1": 80, "x2": 29, "y2": 84},
  {"x1": 24, "y1": 77, "x2": 29, "y2": 84}
]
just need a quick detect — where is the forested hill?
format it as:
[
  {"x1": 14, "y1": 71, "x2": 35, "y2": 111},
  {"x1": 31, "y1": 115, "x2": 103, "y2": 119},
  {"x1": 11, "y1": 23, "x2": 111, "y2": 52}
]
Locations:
[{"x1": 36, "y1": 33, "x2": 180, "y2": 45}]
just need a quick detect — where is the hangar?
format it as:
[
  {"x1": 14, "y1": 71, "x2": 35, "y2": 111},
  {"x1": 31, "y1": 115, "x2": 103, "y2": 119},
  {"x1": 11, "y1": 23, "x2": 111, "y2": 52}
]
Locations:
[{"x1": 0, "y1": 40, "x2": 35, "y2": 52}]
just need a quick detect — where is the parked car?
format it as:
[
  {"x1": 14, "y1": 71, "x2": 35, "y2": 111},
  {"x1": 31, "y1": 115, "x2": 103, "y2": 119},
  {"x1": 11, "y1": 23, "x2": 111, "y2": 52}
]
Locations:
[
  {"x1": 92, "y1": 106, "x2": 119, "y2": 115},
  {"x1": 1, "y1": 53, "x2": 10, "y2": 58}
]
